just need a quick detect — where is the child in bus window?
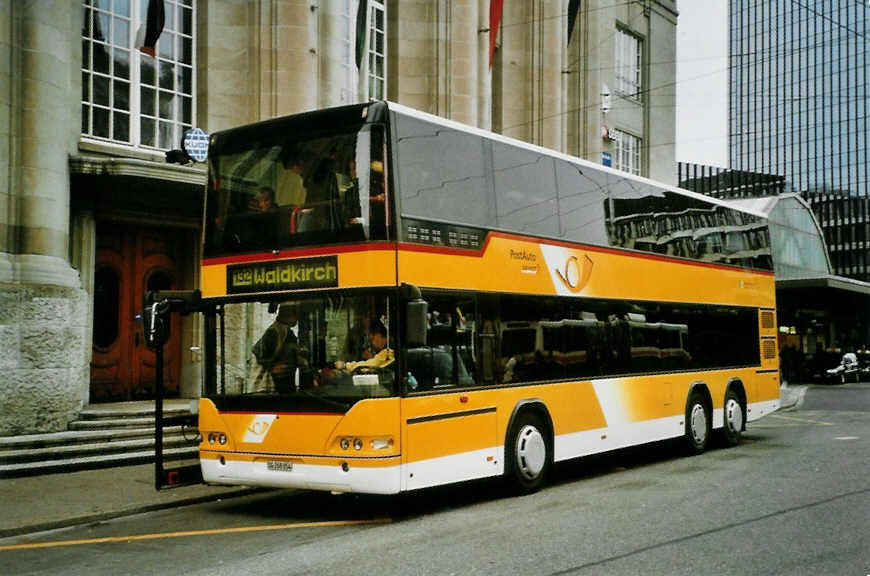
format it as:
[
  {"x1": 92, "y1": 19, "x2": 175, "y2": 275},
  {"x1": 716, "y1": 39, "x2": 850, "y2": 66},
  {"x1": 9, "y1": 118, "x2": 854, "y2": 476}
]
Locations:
[{"x1": 250, "y1": 187, "x2": 278, "y2": 212}]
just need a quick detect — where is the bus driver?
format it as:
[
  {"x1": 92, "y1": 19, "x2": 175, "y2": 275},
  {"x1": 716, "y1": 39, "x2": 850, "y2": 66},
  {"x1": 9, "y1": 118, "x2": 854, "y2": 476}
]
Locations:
[{"x1": 335, "y1": 322, "x2": 394, "y2": 371}]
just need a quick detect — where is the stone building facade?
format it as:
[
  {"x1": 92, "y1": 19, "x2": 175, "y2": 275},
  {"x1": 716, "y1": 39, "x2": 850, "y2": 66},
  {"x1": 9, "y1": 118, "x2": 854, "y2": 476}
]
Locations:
[{"x1": 0, "y1": 0, "x2": 677, "y2": 434}]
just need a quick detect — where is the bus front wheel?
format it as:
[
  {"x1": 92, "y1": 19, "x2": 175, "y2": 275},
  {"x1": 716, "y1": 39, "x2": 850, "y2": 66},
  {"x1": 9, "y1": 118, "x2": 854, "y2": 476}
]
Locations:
[
  {"x1": 684, "y1": 391, "x2": 711, "y2": 455},
  {"x1": 506, "y1": 411, "x2": 551, "y2": 493}
]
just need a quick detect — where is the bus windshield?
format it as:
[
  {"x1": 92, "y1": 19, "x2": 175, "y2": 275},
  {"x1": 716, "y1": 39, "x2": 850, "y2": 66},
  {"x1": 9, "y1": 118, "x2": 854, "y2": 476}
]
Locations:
[
  {"x1": 204, "y1": 125, "x2": 387, "y2": 258},
  {"x1": 210, "y1": 293, "x2": 395, "y2": 405}
]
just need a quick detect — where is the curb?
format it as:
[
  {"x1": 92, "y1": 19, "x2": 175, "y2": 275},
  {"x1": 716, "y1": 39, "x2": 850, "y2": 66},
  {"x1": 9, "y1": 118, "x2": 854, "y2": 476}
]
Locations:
[
  {"x1": 0, "y1": 487, "x2": 266, "y2": 540},
  {"x1": 778, "y1": 385, "x2": 808, "y2": 412}
]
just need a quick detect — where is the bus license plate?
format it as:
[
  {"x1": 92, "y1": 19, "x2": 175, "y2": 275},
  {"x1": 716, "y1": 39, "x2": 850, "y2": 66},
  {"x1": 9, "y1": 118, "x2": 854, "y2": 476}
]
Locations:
[{"x1": 266, "y1": 460, "x2": 294, "y2": 472}]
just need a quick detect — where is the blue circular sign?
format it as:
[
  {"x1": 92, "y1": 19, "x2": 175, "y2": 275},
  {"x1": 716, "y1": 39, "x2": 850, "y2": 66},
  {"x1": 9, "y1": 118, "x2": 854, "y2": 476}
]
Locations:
[{"x1": 183, "y1": 128, "x2": 209, "y2": 163}]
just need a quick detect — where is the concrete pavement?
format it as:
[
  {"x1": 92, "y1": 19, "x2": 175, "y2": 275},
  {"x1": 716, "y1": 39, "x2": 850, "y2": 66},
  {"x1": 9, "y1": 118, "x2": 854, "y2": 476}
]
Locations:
[{"x1": 0, "y1": 463, "x2": 260, "y2": 539}]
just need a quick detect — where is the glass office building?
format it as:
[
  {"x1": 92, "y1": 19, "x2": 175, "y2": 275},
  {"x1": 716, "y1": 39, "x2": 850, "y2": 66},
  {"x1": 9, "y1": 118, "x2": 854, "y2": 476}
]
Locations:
[
  {"x1": 730, "y1": 1, "x2": 869, "y2": 194},
  {"x1": 729, "y1": 1, "x2": 870, "y2": 281}
]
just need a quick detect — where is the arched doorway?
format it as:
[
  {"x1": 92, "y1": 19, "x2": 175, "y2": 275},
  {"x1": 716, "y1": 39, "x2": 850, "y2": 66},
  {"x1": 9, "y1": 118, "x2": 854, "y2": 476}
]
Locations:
[{"x1": 90, "y1": 223, "x2": 182, "y2": 402}]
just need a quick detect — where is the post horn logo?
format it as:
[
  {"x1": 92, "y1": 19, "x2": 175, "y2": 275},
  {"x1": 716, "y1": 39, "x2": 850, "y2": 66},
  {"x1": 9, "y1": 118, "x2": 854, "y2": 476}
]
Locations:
[
  {"x1": 555, "y1": 254, "x2": 594, "y2": 293},
  {"x1": 246, "y1": 415, "x2": 275, "y2": 437}
]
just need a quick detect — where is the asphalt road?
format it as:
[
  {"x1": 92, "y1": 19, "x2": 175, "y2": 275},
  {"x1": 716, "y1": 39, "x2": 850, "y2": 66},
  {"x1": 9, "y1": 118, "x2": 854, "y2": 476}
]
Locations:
[{"x1": 4, "y1": 384, "x2": 869, "y2": 576}]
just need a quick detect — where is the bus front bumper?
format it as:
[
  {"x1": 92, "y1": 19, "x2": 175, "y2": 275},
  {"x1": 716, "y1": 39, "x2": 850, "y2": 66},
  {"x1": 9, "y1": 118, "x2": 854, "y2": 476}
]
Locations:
[{"x1": 200, "y1": 453, "x2": 402, "y2": 495}]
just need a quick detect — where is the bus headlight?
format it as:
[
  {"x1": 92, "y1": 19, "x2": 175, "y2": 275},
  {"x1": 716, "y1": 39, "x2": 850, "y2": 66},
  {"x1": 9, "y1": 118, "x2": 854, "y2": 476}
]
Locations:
[
  {"x1": 218, "y1": 433, "x2": 227, "y2": 445},
  {"x1": 340, "y1": 438, "x2": 350, "y2": 450},
  {"x1": 208, "y1": 432, "x2": 217, "y2": 445},
  {"x1": 353, "y1": 438, "x2": 363, "y2": 451}
]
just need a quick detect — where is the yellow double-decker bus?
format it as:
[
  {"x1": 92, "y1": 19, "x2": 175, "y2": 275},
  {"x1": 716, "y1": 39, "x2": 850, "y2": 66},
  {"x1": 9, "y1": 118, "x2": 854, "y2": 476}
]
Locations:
[{"x1": 197, "y1": 101, "x2": 780, "y2": 494}]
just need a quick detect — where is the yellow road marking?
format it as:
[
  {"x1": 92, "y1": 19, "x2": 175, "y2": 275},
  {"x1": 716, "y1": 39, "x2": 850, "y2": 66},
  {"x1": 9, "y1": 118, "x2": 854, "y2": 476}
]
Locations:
[
  {"x1": 0, "y1": 518, "x2": 391, "y2": 552},
  {"x1": 770, "y1": 413, "x2": 834, "y2": 426}
]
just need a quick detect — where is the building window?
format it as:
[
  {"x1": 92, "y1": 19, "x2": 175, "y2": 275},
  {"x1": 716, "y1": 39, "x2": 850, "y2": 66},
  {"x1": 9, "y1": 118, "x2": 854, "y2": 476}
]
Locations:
[
  {"x1": 367, "y1": 0, "x2": 386, "y2": 100},
  {"x1": 614, "y1": 28, "x2": 641, "y2": 99},
  {"x1": 612, "y1": 129, "x2": 641, "y2": 175},
  {"x1": 82, "y1": 0, "x2": 195, "y2": 149},
  {"x1": 340, "y1": 0, "x2": 356, "y2": 103}
]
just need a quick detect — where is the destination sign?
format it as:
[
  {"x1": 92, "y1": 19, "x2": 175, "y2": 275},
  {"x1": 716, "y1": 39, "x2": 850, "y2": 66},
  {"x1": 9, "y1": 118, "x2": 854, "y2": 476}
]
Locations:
[{"x1": 227, "y1": 256, "x2": 338, "y2": 294}]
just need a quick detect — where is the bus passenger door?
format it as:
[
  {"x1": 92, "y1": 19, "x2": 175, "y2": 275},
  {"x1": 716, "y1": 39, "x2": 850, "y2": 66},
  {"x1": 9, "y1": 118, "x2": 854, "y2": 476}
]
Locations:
[{"x1": 400, "y1": 293, "x2": 500, "y2": 490}]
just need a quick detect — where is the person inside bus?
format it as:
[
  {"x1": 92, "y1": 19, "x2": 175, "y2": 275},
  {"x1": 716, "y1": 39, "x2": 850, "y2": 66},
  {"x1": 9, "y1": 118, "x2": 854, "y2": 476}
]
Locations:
[
  {"x1": 344, "y1": 313, "x2": 373, "y2": 361},
  {"x1": 295, "y1": 155, "x2": 341, "y2": 233},
  {"x1": 250, "y1": 186, "x2": 278, "y2": 212},
  {"x1": 277, "y1": 146, "x2": 307, "y2": 207},
  {"x1": 368, "y1": 159, "x2": 387, "y2": 238},
  {"x1": 334, "y1": 321, "x2": 393, "y2": 372},
  {"x1": 252, "y1": 302, "x2": 311, "y2": 392}
]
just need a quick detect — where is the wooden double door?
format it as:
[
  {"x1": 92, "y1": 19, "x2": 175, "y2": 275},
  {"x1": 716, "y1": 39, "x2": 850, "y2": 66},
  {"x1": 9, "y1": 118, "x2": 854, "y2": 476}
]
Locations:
[{"x1": 91, "y1": 224, "x2": 183, "y2": 402}]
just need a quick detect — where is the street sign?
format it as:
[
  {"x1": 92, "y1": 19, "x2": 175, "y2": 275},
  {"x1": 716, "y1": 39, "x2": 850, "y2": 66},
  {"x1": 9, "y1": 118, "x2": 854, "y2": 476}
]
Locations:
[{"x1": 182, "y1": 128, "x2": 209, "y2": 163}]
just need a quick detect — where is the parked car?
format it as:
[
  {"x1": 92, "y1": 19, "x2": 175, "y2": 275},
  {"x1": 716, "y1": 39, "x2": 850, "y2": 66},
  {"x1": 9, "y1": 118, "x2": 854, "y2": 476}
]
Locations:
[{"x1": 825, "y1": 352, "x2": 861, "y2": 384}]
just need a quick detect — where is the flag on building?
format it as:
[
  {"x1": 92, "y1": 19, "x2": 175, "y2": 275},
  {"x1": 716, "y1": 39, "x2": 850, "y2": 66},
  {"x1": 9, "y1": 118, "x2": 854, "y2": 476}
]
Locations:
[
  {"x1": 137, "y1": 0, "x2": 165, "y2": 57},
  {"x1": 356, "y1": 0, "x2": 369, "y2": 69},
  {"x1": 567, "y1": 0, "x2": 580, "y2": 45},
  {"x1": 489, "y1": 0, "x2": 504, "y2": 68}
]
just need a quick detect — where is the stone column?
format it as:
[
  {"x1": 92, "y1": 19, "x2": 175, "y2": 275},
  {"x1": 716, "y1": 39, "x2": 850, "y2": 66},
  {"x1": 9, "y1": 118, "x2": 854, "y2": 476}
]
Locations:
[
  {"x1": 1, "y1": 1, "x2": 89, "y2": 435},
  {"x1": 275, "y1": 0, "x2": 319, "y2": 115},
  {"x1": 391, "y1": 0, "x2": 439, "y2": 114},
  {"x1": 448, "y1": 0, "x2": 477, "y2": 126},
  {"x1": 540, "y1": 0, "x2": 562, "y2": 151},
  {"x1": 476, "y1": 0, "x2": 491, "y2": 131},
  {"x1": 499, "y1": 0, "x2": 532, "y2": 142},
  {"x1": 0, "y1": 1, "x2": 12, "y2": 281},
  {"x1": 198, "y1": 0, "x2": 253, "y2": 130},
  {"x1": 13, "y1": 1, "x2": 80, "y2": 286}
]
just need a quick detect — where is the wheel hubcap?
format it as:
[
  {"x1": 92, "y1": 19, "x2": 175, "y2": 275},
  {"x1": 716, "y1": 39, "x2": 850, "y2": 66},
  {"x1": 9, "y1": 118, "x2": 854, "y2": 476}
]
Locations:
[
  {"x1": 725, "y1": 398, "x2": 743, "y2": 433},
  {"x1": 690, "y1": 404, "x2": 707, "y2": 445},
  {"x1": 516, "y1": 425, "x2": 546, "y2": 480}
]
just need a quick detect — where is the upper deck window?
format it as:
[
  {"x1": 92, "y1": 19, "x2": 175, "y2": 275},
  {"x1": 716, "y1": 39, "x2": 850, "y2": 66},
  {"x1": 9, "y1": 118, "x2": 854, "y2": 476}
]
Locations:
[
  {"x1": 204, "y1": 124, "x2": 387, "y2": 258},
  {"x1": 395, "y1": 114, "x2": 495, "y2": 228},
  {"x1": 81, "y1": 0, "x2": 195, "y2": 149},
  {"x1": 392, "y1": 110, "x2": 772, "y2": 272}
]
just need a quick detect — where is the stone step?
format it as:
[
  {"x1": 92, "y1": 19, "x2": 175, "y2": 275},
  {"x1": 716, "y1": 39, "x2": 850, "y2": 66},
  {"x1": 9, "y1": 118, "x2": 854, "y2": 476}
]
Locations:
[
  {"x1": 0, "y1": 446, "x2": 200, "y2": 478},
  {"x1": 78, "y1": 400, "x2": 194, "y2": 420},
  {"x1": 76, "y1": 405, "x2": 193, "y2": 421},
  {"x1": 69, "y1": 417, "x2": 166, "y2": 430},
  {"x1": 0, "y1": 434, "x2": 198, "y2": 465},
  {"x1": 0, "y1": 400, "x2": 201, "y2": 478},
  {"x1": 0, "y1": 426, "x2": 189, "y2": 450}
]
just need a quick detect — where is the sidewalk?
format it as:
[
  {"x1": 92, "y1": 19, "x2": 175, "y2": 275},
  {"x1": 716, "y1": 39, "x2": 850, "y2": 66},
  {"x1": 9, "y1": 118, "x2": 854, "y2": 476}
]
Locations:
[{"x1": 0, "y1": 463, "x2": 260, "y2": 539}]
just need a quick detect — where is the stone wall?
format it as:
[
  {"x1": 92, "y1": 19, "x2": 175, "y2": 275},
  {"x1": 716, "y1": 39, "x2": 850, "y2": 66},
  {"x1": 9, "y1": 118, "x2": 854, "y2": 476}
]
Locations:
[{"x1": 0, "y1": 284, "x2": 89, "y2": 435}]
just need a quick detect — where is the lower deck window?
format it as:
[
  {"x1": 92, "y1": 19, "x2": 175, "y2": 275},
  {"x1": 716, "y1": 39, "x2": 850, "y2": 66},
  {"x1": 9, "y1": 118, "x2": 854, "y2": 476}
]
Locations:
[{"x1": 404, "y1": 290, "x2": 761, "y2": 391}]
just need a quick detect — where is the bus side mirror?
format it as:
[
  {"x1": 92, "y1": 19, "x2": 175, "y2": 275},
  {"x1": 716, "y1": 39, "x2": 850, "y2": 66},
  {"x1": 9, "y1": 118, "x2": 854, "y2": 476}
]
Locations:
[{"x1": 402, "y1": 283, "x2": 427, "y2": 348}]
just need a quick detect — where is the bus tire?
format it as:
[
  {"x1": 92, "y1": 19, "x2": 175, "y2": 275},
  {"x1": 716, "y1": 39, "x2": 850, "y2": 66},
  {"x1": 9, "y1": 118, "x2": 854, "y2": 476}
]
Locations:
[
  {"x1": 721, "y1": 388, "x2": 744, "y2": 447},
  {"x1": 505, "y1": 411, "x2": 551, "y2": 493},
  {"x1": 684, "y1": 390, "x2": 711, "y2": 455}
]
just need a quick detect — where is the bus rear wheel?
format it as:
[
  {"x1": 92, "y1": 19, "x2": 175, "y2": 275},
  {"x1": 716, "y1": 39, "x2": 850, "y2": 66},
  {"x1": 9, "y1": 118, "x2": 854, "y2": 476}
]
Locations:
[
  {"x1": 506, "y1": 411, "x2": 551, "y2": 493},
  {"x1": 684, "y1": 391, "x2": 711, "y2": 455},
  {"x1": 721, "y1": 389, "x2": 744, "y2": 447}
]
